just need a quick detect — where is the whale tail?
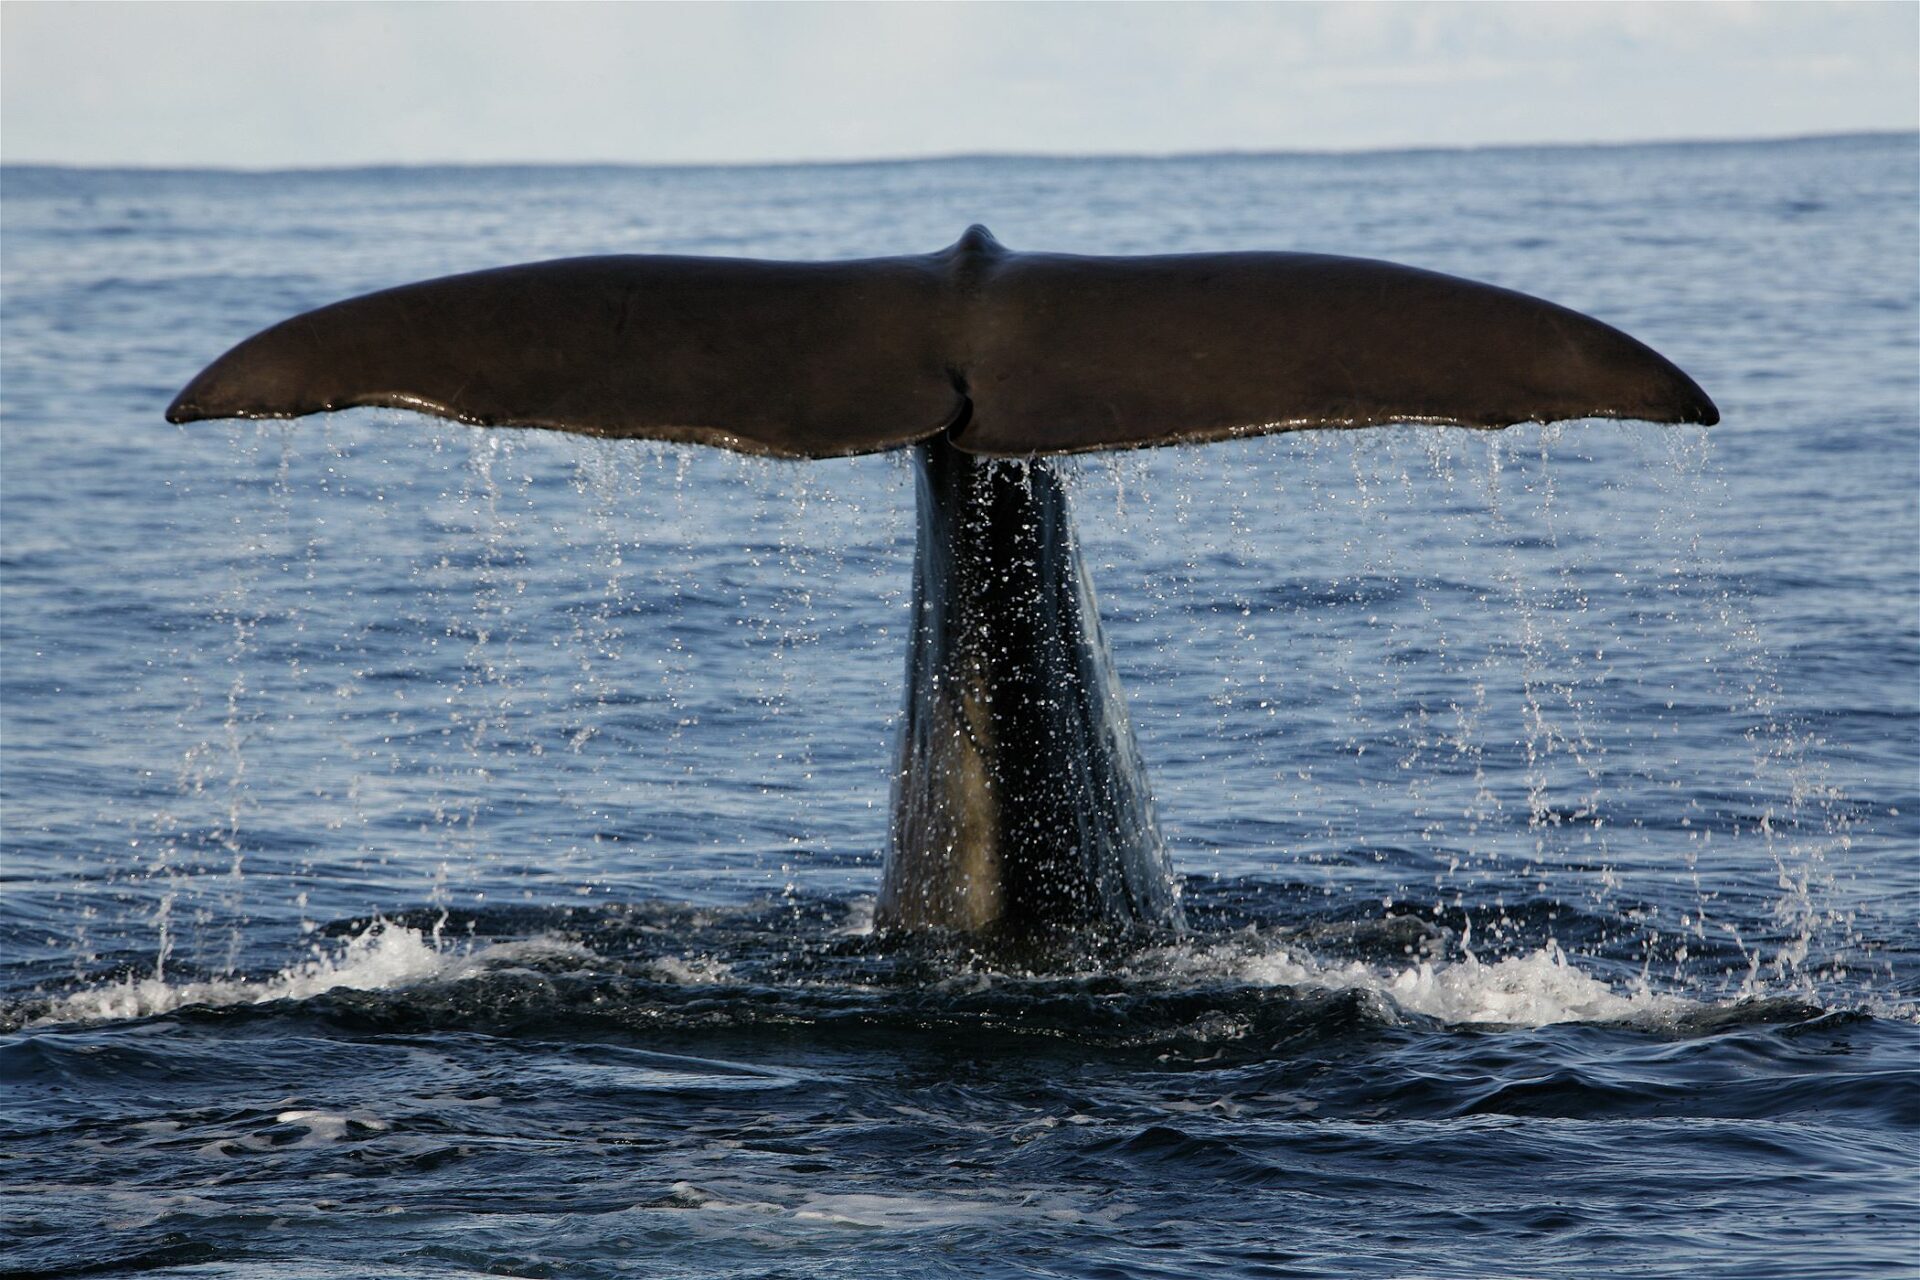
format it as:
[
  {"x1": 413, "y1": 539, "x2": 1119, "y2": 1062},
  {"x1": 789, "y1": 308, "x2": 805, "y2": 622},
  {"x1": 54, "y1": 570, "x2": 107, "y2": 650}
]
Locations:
[
  {"x1": 166, "y1": 226, "x2": 1716, "y2": 457},
  {"x1": 166, "y1": 227, "x2": 1717, "y2": 937}
]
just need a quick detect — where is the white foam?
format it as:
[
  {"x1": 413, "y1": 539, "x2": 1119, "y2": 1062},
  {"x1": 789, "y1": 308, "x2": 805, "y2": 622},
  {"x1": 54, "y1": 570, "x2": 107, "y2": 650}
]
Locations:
[
  {"x1": 790, "y1": 1192, "x2": 1013, "y2": 1229},
  {"x1": 274, "y1": 1109, "x2": 391, "y2": 1144},
  {"x1": 34, "y1": 924, "x2": 590, "y2": 1027},
  {"x1": 664, "y1": 1182, "x2": 1048, "y2": 1230},
  {"x1": 836, "y1": 895, "x2": 877, "y2": 937},
  {"x1": 645, "y1": 954, "x2": 737, "y2": 985},
  {"x1": 1157, "y1": 935, "x2": 1692, "y2": 1027},
  {"x1": 36, "y1": 915, "x2": 1690, "y2": 1032},
  {"x1": 1376, "y1": 947, "x2": 1688, "y2": 1025}
]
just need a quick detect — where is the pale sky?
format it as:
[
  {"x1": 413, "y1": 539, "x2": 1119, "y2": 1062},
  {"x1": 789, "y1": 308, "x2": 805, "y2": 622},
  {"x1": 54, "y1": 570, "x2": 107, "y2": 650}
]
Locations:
[{"x1": 3, "y1": 1, "x2": 1915, "y2": 168}]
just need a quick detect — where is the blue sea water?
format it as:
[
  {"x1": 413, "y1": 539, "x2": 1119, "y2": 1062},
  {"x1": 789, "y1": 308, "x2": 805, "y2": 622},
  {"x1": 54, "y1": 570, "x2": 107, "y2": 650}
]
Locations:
[{"x1": 1, "y1": 134, "x2": 1916, "y2": 1277}]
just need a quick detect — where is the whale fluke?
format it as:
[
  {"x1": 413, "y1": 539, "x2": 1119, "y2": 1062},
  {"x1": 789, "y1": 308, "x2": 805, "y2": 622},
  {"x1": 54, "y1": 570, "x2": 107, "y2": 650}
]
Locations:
[
  {"x1": 167, "y1": 254, "x2": 963, "y2": 458},
  {"x1": 959, "y1": 245, "x2": 1718, "y2": 452},
  {"x1": 167, "y1": 226, "x2": 1717, "y2": 937},
  {"x1": 166, "y1": 226, "x2": 1716, "y2": 456}
]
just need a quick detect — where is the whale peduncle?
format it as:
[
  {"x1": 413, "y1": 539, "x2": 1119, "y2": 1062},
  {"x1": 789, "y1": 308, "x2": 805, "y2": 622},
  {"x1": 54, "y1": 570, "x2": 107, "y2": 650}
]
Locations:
[{"x1": 879, "y1": 439, "x2": 1182, "y2": 935}]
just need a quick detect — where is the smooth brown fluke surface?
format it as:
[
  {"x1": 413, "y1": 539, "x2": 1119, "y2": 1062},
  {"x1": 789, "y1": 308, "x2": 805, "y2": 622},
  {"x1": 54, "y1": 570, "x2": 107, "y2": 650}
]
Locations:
[{"x1": 167, "y1": 225, "x2": 1716, "y2": 455}]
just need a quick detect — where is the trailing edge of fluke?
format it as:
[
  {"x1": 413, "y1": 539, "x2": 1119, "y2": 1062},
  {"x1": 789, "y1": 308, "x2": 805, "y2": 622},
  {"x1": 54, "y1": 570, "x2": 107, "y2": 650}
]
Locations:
[{"x1": 166, "y1": 225, "x2": 1717, "y2": 455}]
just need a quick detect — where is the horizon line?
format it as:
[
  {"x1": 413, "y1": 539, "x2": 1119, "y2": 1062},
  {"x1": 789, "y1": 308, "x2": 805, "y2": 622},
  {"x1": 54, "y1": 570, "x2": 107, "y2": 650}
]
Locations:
[{"x1": 4, "y1": 128, "x2": 1913, "y2": 178}]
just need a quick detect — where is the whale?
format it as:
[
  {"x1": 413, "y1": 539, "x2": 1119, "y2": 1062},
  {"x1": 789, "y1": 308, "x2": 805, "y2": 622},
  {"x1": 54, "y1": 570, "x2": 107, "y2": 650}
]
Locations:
[{"x1": 168, "y1": 226, "x2": 1716, "y2": 936}]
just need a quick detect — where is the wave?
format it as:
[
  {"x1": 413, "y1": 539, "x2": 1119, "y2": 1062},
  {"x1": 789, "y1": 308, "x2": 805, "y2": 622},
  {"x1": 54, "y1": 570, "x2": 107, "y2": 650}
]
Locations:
[
  {"x1": 28, "y1": 922, "x2": 591, "y2": 1026},
  {"x1": 14, "y1": 906, "x2": 1738, "y2": 1036}
]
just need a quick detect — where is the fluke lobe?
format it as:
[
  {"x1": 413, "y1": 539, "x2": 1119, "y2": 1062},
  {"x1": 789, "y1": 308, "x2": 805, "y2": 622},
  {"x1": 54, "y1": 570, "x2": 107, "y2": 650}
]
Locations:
[{"x1": 168, "y1": 226, "x2": 1717, "y2": 937}]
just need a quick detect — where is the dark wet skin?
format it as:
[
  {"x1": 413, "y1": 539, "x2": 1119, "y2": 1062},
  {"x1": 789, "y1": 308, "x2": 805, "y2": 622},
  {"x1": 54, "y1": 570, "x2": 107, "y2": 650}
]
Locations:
[
  {"x1": 883, "y1": 440, "x2": 1179, "y2": 933},
  {"x1": 166, "y1": 226, "x2": 1716, "y2": 455}
]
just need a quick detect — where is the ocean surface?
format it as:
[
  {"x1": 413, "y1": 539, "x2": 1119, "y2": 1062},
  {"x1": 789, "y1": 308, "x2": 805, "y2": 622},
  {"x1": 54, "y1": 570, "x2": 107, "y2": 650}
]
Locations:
[{"x1": 2, "y1": 135, "x2": 1916, "y2": 1278}]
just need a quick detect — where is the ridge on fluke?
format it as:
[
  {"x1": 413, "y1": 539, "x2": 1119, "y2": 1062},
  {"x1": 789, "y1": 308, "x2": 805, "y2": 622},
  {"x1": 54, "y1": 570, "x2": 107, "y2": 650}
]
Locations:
[{"x1": 169, "y1": 227, "x2": 1717, "y2": 938}]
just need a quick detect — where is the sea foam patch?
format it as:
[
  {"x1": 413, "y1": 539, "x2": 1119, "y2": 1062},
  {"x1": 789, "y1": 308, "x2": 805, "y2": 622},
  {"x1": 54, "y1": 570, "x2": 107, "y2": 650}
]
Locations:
[
  {"x1": 33, "y1": 913, "x2": 1696, "y2": 1032},
  {"x1": 1158, "y1": 936, "x2": 1695, "y2": 1027},
  {"x1": 33, "y1": 924, "x2": 590, "y2": 1027}
]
